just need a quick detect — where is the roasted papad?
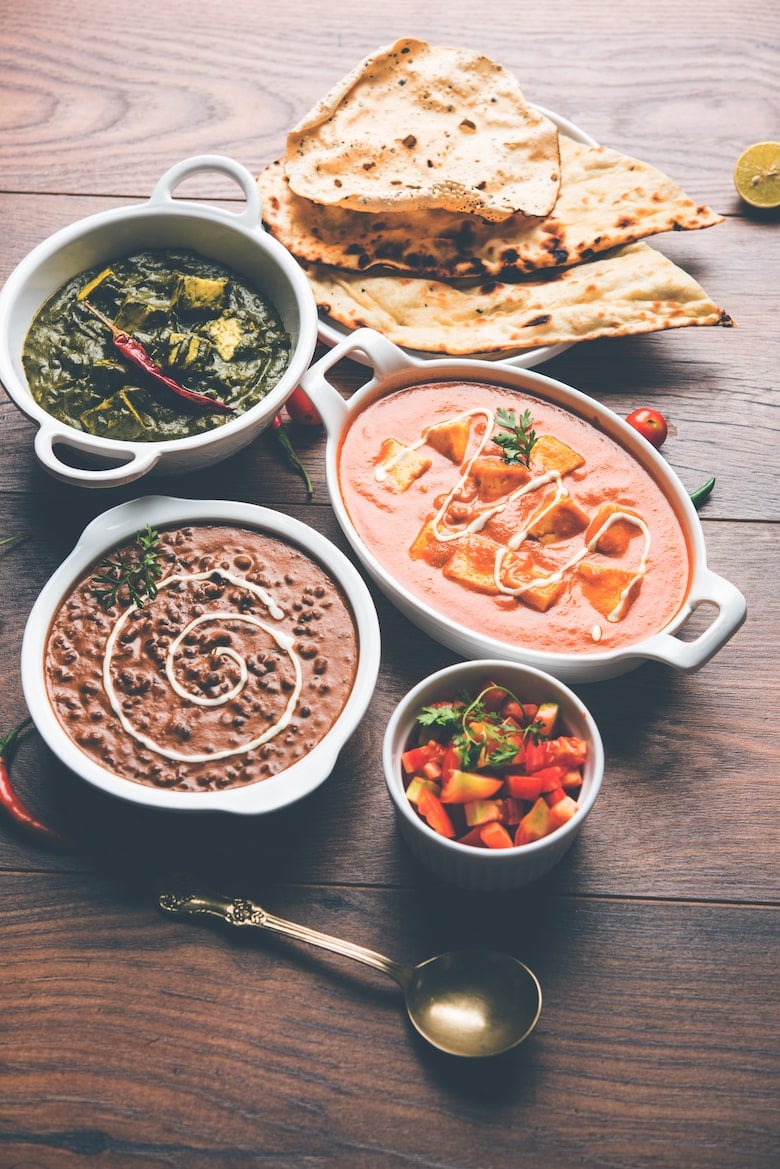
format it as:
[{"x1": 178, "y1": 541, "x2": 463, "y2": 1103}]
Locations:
[
  {"x1": 304, "y1": 243, "x2": 733, "y2": 355},
  {"x1": 260, "y1": 137, "x2": 723, "y2": 280},
  {"x1": 283, "y1": 37, "x2": 561, "y2": 221}
]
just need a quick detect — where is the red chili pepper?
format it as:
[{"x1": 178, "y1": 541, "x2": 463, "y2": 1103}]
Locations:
[
  {"x1": 82, "y1": 300, "x2": 234, "y2": 415},
  {"x1": 0, "y1": 717, "x2": 71, "y2": 850},
  {"x1": 271, "y1": 412, "x2": 314, "y2": 498}
]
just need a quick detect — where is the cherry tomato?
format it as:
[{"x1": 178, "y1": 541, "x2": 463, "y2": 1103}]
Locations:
[
  {"x1": 285, "y1": 387, "x2": 322, "y2": 426},
  {"x1": 626, "y1": 407, "x2": 668, "y2": 448}
]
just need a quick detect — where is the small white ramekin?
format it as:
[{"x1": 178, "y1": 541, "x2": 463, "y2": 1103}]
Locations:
[{"x1": 383, "y1": 659, "x2": 604, "y2": 891}]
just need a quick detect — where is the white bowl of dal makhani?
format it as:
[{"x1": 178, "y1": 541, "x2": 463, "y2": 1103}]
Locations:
[
  {"x1": 0, "y1": 155, "x2": 318, "y2": 489},
  {"x1": 300, "y1": 328, "x2": 746, "y2": 684},
  {"x1": 21, "y1": 496, "x2": 381, "y2": 813}
]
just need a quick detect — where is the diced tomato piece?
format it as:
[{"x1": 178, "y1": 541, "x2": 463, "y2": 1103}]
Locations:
[
  {"x1": 533, "y1": 765, "x2": 568, "y2": 792},
  {"x1": 401, "y1": 740, "x2": 444, "y2": 775},
  {"x1": 405, "y1": 776, "x2": 440, "y2": 807},
  {"x1": 464, "y1": 799, "x2": 504, "y2": 827},
  {"x1": 479, "y1": 821, "x2": 514, "y2": 849},
  {"x1": 522, "y1": 703, "x2": 539, "y2": 721},
  {"x1": 534, "y1": 701, "x2": 559, "y2": 737},
  {"x1": 517, "y1": 797, "x2": 556, "y2": 843},
  {"x1": 457, "y1": 826, "x2": 489, "y2": 847},
  {"x1": 499, "y1": 699, "x2": 525, "y2": 723},
  {"x1": 504, "y1": 772, "x2": 543, "y2": 801},
  {"x1": 500, "y1": 797, "x2": 523, "y2": 825},
  {"x1": 440, "y1": 768, "x2": 503, "y2": 804},
  {"x1": 417, "y1": 788, "x2": 456, "y2": 839},
  {"x1": 542, "y1": 736, "x2": 588, "y2": 767},
  {"x1": 547, "y1": 794, "x2": 580, "y2": 828},
  {"x1": 545, "y1": 786, "x2": 567, "y2": 807},
  {"x1": 440, "y1": 745, "x2": 461, "y2": 783},
  {"x1": 524, "y1": 736, "x2": 588, "y2": 772},
  {"x1": 481, "y1": 684, "x2": 511, "y2": 711}
]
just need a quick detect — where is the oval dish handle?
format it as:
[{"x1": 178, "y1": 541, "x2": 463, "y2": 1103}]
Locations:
[
  {"x1": 34, "y1": 426, "x2": 159, "y2": 488},
  {"x1": 150, "y1": 154, "x2": 262, "y2": 229},
  {"x1": 637, "y1": 569, "x2": 747, "y2": 673}
]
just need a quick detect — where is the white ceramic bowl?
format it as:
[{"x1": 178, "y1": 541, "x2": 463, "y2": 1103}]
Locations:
[
  {"x1": 383, "y1": 659, "x2": 604, "y2": 890},
  {"x1": 21, "y1": 495, "x2": 381, "y2": 814},
  {"x1": 299, "y1": 327, "x2": 746, "y2": 684},
  {"x1": 0, "y1": 155, "x2": 319, "y2": 488}
]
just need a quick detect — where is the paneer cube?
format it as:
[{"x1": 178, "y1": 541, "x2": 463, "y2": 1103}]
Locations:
[
  {"x1": 585, "y1": 504, "x2": 645, "y2": 555},
  {"x1": 468, "y1": 456, "x2": 531, "y2": 501},
  {"x1": 527, "y1": 495, "x2": 590, "y2": 543},
  {"x1": 409, "y1": 520, "x2": 453, "y2": 568},
  {"x1": 442, "y1": 534, "x2": 502, "y2": 594},
  {"x1": 377, "y1": 438, "x2": 432, "y2": 490},
  {"x1": 425, "y1": 416, "x2": 472, "y2": 463},
  {"x1": 531, "y1": 434, "x2": 585, "y2": 476},
  {"x1": 578, "y1": 562, "x2": 642, "y2": 618}
]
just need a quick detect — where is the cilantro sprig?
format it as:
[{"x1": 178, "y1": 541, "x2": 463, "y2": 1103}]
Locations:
[
  {"x1": 92, "y1": 524, "x2": 164, "y2": 610},
  {"x1": 416, "y1": 685, "x2": 545, "y2": 771},
  {"x1": 493, "y1": 407, "x2": 538, "y2": 467}
]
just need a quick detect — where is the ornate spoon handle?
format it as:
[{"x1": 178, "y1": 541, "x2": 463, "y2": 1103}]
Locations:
[{"x1": 159, "y1": 888, "x2": 409, "y2": 987}]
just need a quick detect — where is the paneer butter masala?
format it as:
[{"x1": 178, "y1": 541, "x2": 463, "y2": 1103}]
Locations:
[
  {"x1": 337, "y1": 381, "x2": 691, "y2": 653},
  {"x1": 45, "y1": 524, "x2": 358, "y2": 791}
]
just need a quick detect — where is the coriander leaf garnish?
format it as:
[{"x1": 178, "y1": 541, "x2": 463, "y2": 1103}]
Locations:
[
  {"x1": 416, "y1": 702, "x2": 464, "y2": 730},
  {"x1": 415, "y1": 685, "x2": 545, "y2": 771},
  {"x1": 92, "y1": 524, "x2": 164, "y2": 610},
  {"x1": 493, "y1": 407, "x2": 538, "y2": 467}
]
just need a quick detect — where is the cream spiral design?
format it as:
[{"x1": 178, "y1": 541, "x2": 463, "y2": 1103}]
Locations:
[{"x1": 102, "y1": 570, "x2": 302, "y2": 763}]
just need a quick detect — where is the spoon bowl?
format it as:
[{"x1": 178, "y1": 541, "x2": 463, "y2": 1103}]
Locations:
[{"x1": 159, "y1": 889, "x2": 542, "y2": 1059}]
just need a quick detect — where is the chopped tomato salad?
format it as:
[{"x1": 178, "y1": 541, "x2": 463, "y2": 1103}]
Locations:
[{"x1": 401, "y1": 682, "x2": 587, "y2": 849}]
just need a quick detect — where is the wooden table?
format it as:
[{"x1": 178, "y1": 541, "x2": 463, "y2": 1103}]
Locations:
[{"x1": 1, "y1": 2, "x2": 777, "y2": 1166}]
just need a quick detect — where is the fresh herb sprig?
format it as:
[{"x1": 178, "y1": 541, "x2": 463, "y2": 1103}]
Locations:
[
  {"x1": 92, "y1": 524, "x2": 164, "y2": 610},
  {"x1": 493, "y1": 407, "x2": 538, "y2": 467},
  {"x1": 416, "y1": 685, "x2": 545, "y2": 771}
]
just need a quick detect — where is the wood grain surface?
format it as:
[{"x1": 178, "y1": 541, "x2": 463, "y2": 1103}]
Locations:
[{"x1": 0, "y1": 3, "x2": 778, "y2": 1168}]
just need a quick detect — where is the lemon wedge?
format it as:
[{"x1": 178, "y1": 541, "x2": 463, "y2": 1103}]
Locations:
[{"x1": 733, "y1": 142, "x2": 780, "y2": 208}]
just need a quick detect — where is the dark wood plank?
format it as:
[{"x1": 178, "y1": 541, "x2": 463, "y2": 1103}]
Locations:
[{"x1": 0, "y1": 875, "x2": 776, "y2": 1169}]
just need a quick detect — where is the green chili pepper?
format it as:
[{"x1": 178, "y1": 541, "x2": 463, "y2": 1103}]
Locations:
[{"x1": 690, "y1": 476, "x2": 716, "y2": 509}]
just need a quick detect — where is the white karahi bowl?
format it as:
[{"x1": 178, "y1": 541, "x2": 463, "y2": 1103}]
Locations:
[
  {"x1": 0, "y1": 155, "x2": 318, "y2": 488},
  {"x1": 21, "y1": 495, "x2": 381, "y2": 814}
]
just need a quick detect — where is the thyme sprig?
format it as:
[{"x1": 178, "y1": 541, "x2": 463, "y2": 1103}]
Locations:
[
  {"x1": 493, "y1": 407, "x2": 538, "y2": 467},
  {"x1": 416, "y1": 685, "x2": 545, "y2": 771},
  {"x1": 92, "y1": 524, "x2": 164, "y2": 610}
]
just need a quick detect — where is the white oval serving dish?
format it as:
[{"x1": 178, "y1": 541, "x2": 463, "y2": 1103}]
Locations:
[{"x1": 298, "y1": 327, "x2": 746, "y2": 684}]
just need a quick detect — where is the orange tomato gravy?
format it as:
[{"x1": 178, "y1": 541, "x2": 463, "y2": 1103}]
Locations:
[{"x1": 337, "y1": 381, "x2": 692, "y2": 654}]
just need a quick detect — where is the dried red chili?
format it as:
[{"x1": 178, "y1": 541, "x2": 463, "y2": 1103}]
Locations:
[
  {"x1": 0, "y1": 717, "x2": 71, "y2": 849},
  {"x1": 82, "y1": 300, "x2": 235, "y2": 414},
  {"x1": 271, "y1": 412, "x2": 314, "y2": 498}
]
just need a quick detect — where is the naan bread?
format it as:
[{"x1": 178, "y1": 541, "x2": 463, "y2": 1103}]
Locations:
[
  {"x1": 283, "y1": 38, "x2": 561, "y2": 221},
  {"x1": 304, "y1": 243, "x2": 733, "y2": 355},
  {"x1": 260, "y1": 137, "x2": 723, "y2": 279}
]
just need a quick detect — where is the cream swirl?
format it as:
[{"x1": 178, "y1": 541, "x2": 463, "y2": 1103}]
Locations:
[{"x1": 102, "y1": 570, "x2": 302, "y2": 763}]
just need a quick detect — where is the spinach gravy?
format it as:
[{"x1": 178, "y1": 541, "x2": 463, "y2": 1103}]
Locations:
[{"x1": 23, "y1": 249, "x2": 291, "y2": 441}]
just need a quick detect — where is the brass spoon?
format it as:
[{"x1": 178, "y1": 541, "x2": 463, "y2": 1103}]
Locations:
[{"x1": 158, "y1": 889, "x2": 542, "y2": 1058}]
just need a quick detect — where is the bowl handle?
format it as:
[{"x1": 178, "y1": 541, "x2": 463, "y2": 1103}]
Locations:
[
  {"x1": 149, "y1": 154, "x2": 262, "y2": 229},
  {"x1": 299, "y1": 328, "x2": 410, "y2": 431},
  {"x1": 34, "y1": 426, "x2": 159, "y2": 488},
  {"x1": 637, "y1": 568, "x2": 747, "y2": 672}
]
